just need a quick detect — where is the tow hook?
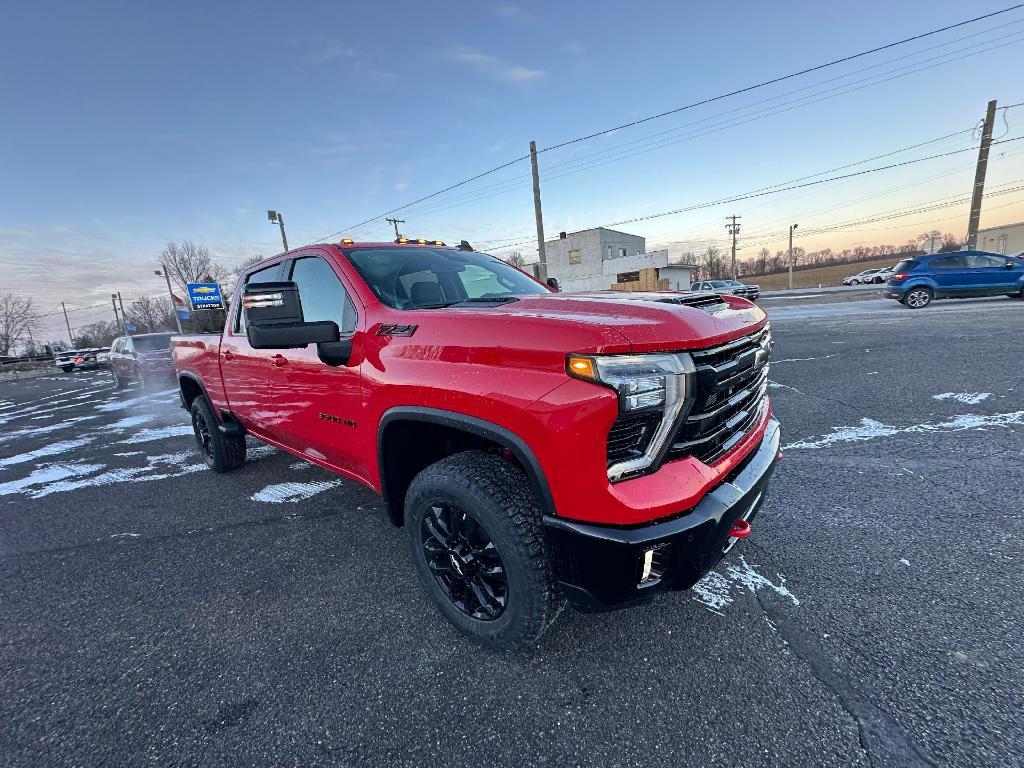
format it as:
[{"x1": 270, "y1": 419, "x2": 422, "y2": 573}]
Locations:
[{"x1": 729, "y1": 519, "x2": 751, "y2": 539}]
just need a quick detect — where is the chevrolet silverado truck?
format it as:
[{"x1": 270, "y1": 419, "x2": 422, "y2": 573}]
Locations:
[{"x1": 171, "y1": 239, "x2": 779, "y2": 649}]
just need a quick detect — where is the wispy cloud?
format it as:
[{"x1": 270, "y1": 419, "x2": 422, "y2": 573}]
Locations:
[
  {"x1": 494, "y1": 5, "x2": 536, "y2": 25},
  {"x1": 448, "y1": 46, "x2": 545, "y2": 83}
]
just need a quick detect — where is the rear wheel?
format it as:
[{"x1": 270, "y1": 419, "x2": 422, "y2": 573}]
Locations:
[
  {"x1": 405, "y1": 451, "x2": 562, "y2": 650},
  {"x1": 903, "y1": 287, "x2": 933, "y2": 309},
  {"x1": 111, "y1": 370, "x2": 126, "y2": 390},
  {"x1": 189, "y1": 395, "x2": 246, "y2": 472}
]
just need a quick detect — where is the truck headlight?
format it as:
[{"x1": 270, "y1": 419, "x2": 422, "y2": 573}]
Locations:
[{"x1": 567, "y1": 352, "x2": 695, "y2": 481}]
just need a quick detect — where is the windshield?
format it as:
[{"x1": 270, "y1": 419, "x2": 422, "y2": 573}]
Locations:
[
  {"x1": 726, "y1": 280, "x2": 743, "y2": 286},
  {"x1": 707, "y1": 280, "x2": 730, "y2": 288},
  {"x1": 345, "y1": 248, "x2": 549, "y2": 309},
  {"x1": 133, "y1": 334, "x2": 174, "y2": 352}
]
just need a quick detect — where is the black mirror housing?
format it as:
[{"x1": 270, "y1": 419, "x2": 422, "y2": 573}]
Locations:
[
  {"x1": 248, "y1": 321, "x2": 339, "y2": 349},
  {"x1": 546, "y1": 277, "x2": 560, "y2": 292}
]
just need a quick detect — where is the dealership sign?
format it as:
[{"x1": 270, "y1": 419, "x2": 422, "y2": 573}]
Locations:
[{"x1": 186, "y1": 283, "x2": 224, "y2": 310}]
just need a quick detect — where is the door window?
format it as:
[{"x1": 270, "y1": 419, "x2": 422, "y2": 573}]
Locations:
[
  {"x1": 289, "y1": 256, "x2": 358, "y2": 334},
  {"x1": 931, "y1": 255, "x2": 967, "y2": 269},
  {"x1": 966, "y1": 253, "x2": 1007, "y2": 268}
]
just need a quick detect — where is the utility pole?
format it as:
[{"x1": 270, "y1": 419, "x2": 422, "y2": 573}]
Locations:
[
  {"x1": 157, "y1": 264, "x2": 184, "y2": 334},
  {"x1": 726, "y1": 215, "x2": 742, "y2": 279},
  {"x1": 385, "y1": 218, "x2": 405, "y2": 239},
  {"x1": 61, "y1": 302, "x2": 74, "y2": 346},
  {"x1": 111, "y1": 293, "x2": 126, "y2": 334},
  {"x1": 966, "y1": 99, "x2": 997, "y2": 249},
  {"x1": 267, "y1": 210, "x2": 288, "y2": 253},
  {"x1": 529, "y1": 140, "x2": 547, "y2": 279},
  {"x1": 117, "y1": 292, "x2": 131, "y2": 334},
  {"x1": 788, "y1": 223, "x2": 799, "y2": 290}
]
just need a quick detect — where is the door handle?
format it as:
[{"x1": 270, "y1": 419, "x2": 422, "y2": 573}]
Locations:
[
  {"x1": 223, "y1": 350, "x2": 235, "y2": 362},
  {"x1": 271, "y1": 354, "x2": 288, "y2": 368}
]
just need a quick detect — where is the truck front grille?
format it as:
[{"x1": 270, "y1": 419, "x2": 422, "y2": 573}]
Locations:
[{"x1": 666, "y1": 326, "x2": 771, "y2": 466}]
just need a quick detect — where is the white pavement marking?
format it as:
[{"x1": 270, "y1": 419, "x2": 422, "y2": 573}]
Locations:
[
  {"x1": 933, "y1": 392, "x2": 991, "y2": 405},
  {"x1": 784, "y1": 411, "x2": 1024, "y2": 450},
  {"x1": 250, "y1": 480, "x2": 343, "y2": 503},
  {"x1": 691, "y1": 555, "x2": 800, "y2": 615}
]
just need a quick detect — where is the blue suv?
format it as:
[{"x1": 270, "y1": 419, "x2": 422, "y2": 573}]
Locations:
[{"x1": 885, "y1": 250, "x2": 1024, "y2": 308}]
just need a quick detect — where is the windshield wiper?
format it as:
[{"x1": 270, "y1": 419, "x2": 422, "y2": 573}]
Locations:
[{"x1": 455, "y1": 296, "x2": 521, "y2": 306}]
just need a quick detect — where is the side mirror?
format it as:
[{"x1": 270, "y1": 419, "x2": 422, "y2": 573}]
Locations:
[
  {"x1": 1006, "y1": 262, "x2": 1016, "y2": 269},
  {"x1": 546, "y1": 277, "x2": 560, "y2": 292},
  {"x1": 244, "y1": 281, "x2": 339, "y2": 350}
]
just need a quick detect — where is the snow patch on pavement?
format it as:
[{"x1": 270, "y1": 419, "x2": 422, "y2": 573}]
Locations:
[
  {"x1": 95, "y1": 389, "x2": 176, "y2": 412},
  {"x1": 0, "y1": 462, "x2": 106, "y2": 496},
  {"x1": 0, "y1": 437, "x2": 96, "y2": 467},
  {"x1": 772, "y1": 354, "x2": 837, "y2": 364},
  {"x1": 29, "y1": 453, "x2": 204, "y2": 497},
  {"x1": 108, "y1": 415, "x2": 153, "y2": 431},
  {"x1": 691, "y1": 555, "x2": 800, "y2": 615},
  {"x1": 119, "y1": 425, "x2": 193, "y2": 444},
  {"x1": 933, "y1": 392, "x2": 991, "y2": 405},
  {"x1": 784, "y1": 411, "x2": 1024, "y2": 450},
  {"x1": 250, "y1": 480, "x2": 342, "y2": 503}
]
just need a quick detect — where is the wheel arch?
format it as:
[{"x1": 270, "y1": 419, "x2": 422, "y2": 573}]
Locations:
[{"x1": 377, "y1": 407, "x2": 555, "y2": 527}]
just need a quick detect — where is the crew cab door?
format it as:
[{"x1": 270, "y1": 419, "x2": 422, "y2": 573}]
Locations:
[
  {"x1": 266, "y1": 252, "x2": 365, "y2": 477},
  {"x1": 220, "y1": 262, "x2": 284, "y2": 432}
]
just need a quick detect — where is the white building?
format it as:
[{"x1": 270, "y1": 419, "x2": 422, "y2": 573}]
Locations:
[
  {"x1": 977, "y1": 221, "x2": 1024, "y2": 255},
  {"x1": 544, "y1": 227, "x2": 696, "y2": 292}
]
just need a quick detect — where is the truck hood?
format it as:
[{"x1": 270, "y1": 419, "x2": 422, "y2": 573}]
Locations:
[{"x1": 454, "y1": 291, "x2": 766, "y2": 352}]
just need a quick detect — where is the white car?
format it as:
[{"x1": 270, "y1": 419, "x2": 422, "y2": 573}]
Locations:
[{"x1": 842, "y1": 268, "x2": 884, "y2": 285}]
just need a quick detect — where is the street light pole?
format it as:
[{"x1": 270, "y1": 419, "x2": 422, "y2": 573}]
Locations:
[
  {"x1": 156, "y1": 265, "x2": 184, "y2": 333},
  {"x1": 788, "y1": 223, "x2": 799, "y2": 290},
  {"x1": 268, "y1": 210, "x2": 288, "y2": 253}
]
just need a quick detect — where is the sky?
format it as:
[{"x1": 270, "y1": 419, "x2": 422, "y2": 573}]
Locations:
[{"x1": 2, "y1": 0, "x2": 1024, "y2": 342}]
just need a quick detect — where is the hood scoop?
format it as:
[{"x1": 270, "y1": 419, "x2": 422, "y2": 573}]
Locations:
[{"x1": 653, "y1": 292, "x2": 729, "y2": 313}]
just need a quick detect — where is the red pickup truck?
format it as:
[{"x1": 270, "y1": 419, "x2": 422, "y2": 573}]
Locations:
[{"x1": 171, "y1": 239, "x2": 779, "y2": 649}]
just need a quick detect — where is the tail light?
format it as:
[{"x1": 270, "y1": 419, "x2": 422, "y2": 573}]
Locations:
[
  {"x1": 891, "y1": 273, "x2": 908, "y2": 281},
  {"x1": 74, "y1": 356, "x2": 84, "y2": 364}
]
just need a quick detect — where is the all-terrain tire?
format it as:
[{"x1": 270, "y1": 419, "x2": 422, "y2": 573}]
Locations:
[
  {"x1": 189, "y1": 394, "x2": 246, "y2": 472},
  {"x1": 112, "y1": 371, "x2": 126, "y2": 390},
  {"x1": 404, "y1": 451, "x2": 562, "y2": 650}
]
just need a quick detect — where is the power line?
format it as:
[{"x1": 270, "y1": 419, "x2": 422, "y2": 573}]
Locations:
[
  {"x1": 367, "y1": 31, "x2": 1024, "y2": 227},
  {"x1": 310, "y1": 4, "x2": 1024, "y2": 243}
]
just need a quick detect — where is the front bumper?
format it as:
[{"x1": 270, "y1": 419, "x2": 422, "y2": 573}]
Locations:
[{"x1": 543, "y1": 418, "x2": 781, "y2": 611}]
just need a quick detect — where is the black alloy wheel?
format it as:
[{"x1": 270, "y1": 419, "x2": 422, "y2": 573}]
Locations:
[
  {"x1": 421, "y1": 502, "x2": 508, "y2": 620},
  {"x1": 192, "y1": 406, "x2": 214, "y2": 461}
]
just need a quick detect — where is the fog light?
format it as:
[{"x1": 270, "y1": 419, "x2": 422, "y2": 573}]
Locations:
[{"x1": 638, "y1": 545, "x2": 669, "y2": 587}]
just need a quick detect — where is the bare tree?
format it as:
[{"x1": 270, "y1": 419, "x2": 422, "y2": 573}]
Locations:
[
  {"x1": 230, "y1": 255, "x2": 267, "y2": 280},
  {"x1": 125, "y1": 296, "x2": 174, "y2": 333},
  {"x1": 72, "y1": 320, "x2": 120, "y2": 348},
  {"x1": 502, "y1": 251, "x2": 527, "y2": 268},
  {"x1": 699, "y1": 246, "x2": 727, "y2": 280},
  {"x1": 160, "y1": 241, "x2": 229, "y2": 292},
  {"x1": 0, "y1": 294, "x2": 40, "y2": 356}
]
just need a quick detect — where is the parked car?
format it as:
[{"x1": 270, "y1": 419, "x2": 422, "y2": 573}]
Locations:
[
  {"x1": 869, "y1": 267, "x2": 895, "y2": 283},
  {"x1": 109, "y1": 333, "x2": 176, "y2": 389},
  {"x1": 172, "y1": 239, "x2": 780, "y2": 649},
  {"x1": 842, "y1": 268, "x2": 885, "y2": 285},
  {"x1": 885, "y1": 251, "x2": 1024, "y2": 308},
  {"x1": 689, "y1": 279, "x2": 759, "y2": 300},
  {"x1": 54, "y1": 349, "x2": 80, "y2": 372},
  {"x1": 724, "y1": 279, "x2": 760, "y2": 300}
]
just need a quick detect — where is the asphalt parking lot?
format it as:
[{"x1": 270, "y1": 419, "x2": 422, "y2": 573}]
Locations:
[{"x1": 1, "y1": 295, "x2": 1021, "y2": 768}]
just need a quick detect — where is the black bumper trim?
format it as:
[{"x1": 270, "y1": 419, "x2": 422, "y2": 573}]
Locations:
[{"x1": 542, "y1": 419, "x2": 781, "y2": 611}]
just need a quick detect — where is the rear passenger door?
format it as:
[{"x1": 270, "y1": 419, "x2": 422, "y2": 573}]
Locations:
[
  {"x1": 928, "y1": 254, "x2": 970, "y2": 296},
  {"x1": 266, "y1": 252, "x2": 365, "y2": 477}
]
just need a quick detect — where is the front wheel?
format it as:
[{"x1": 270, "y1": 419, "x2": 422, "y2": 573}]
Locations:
[
  {"x1": 902, "y1": 287, "x2": 933, "y2": 309},
  {"x1": 849, "y1": 279, "x2": 860, "y2": 285},
  {"x1": 405, "y1": 451, "x2": 562, "y2": 650},
  {"x1": 189, "y1": 395, "x2": 246, "y2": 472}
]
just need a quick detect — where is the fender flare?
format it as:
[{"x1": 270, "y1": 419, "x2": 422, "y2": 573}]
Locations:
[{"x1": 377, "y1": 406, "x2": 557, "y2": 521}]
